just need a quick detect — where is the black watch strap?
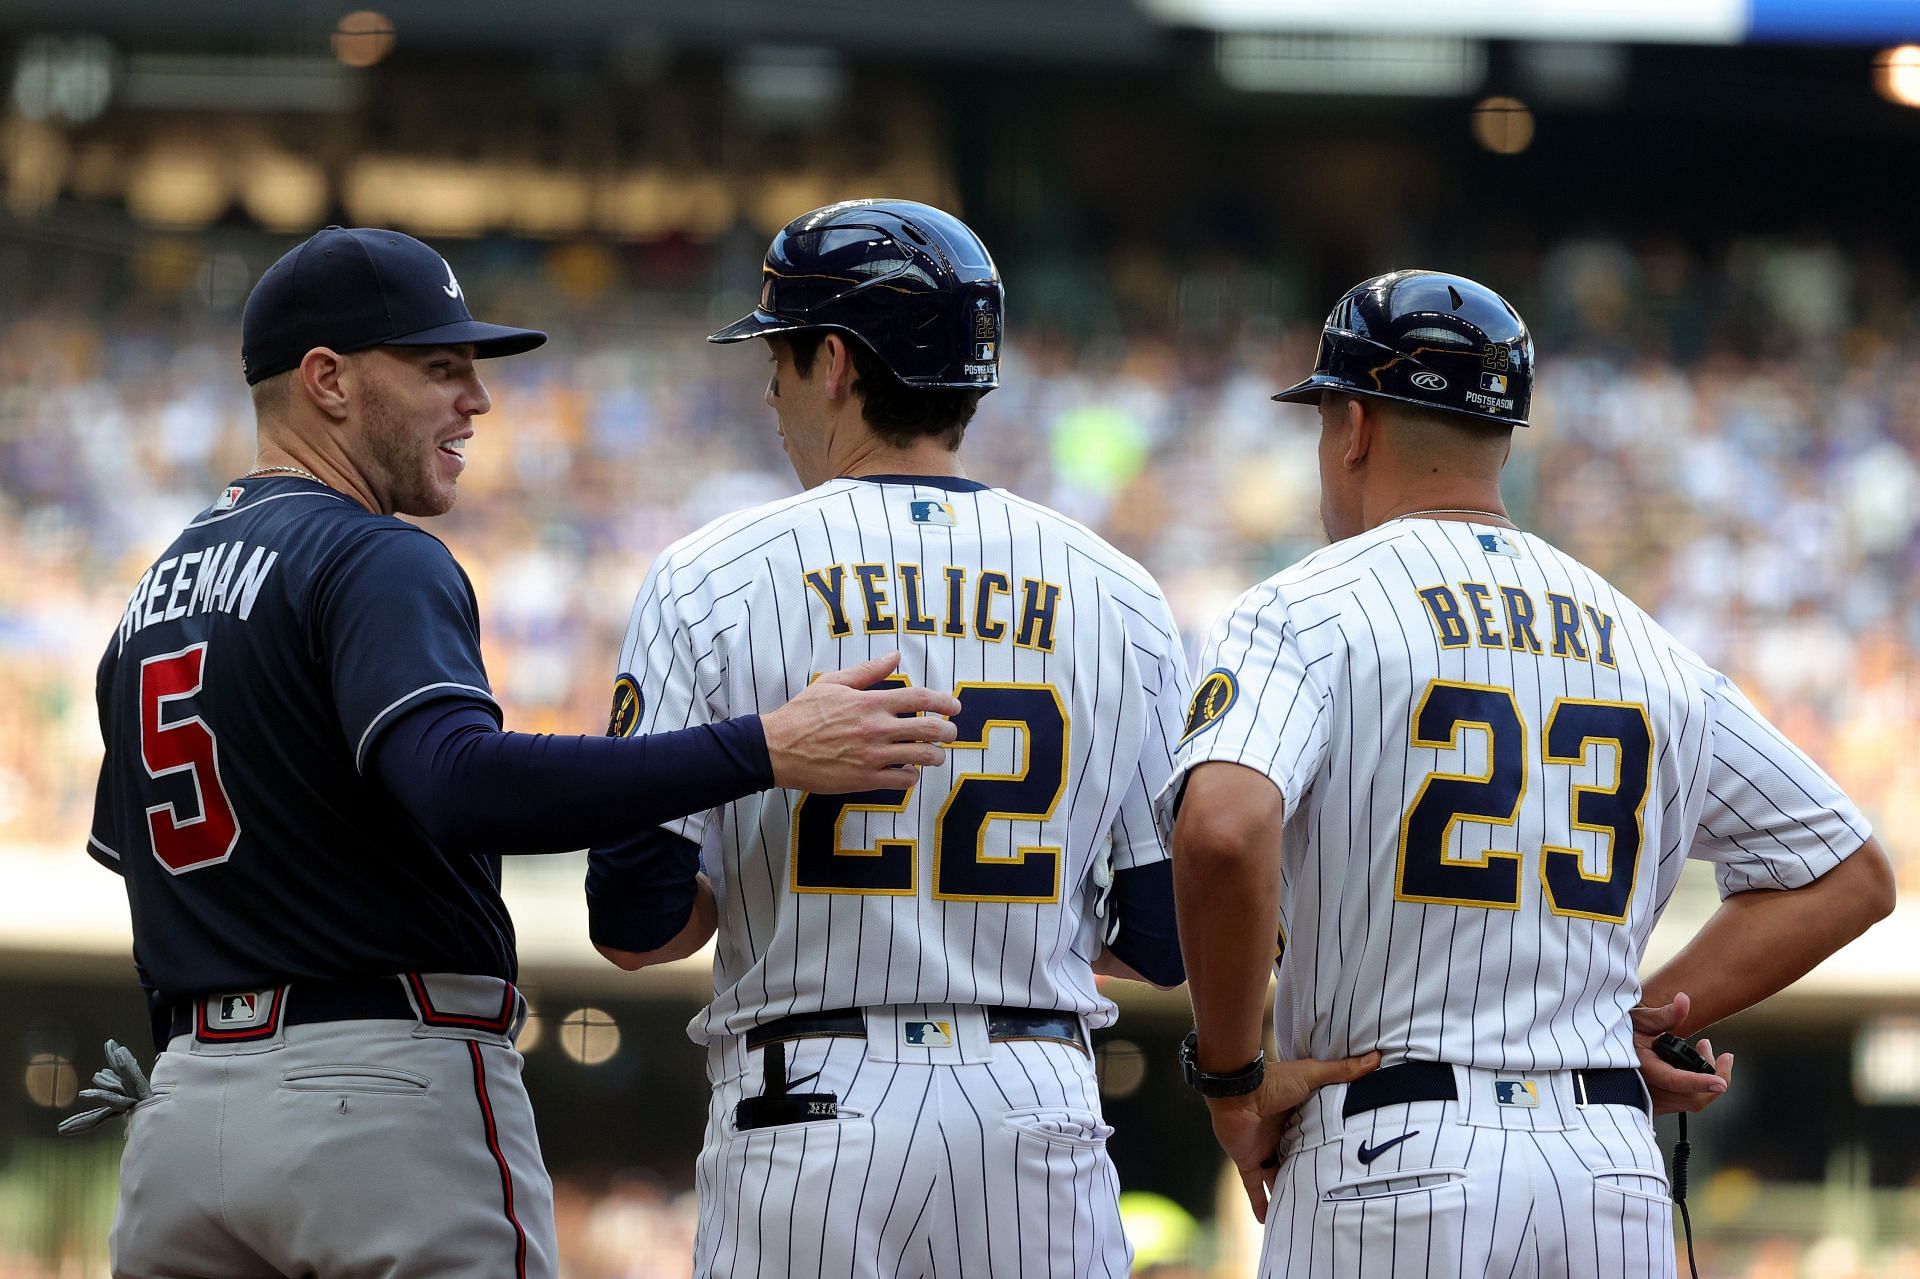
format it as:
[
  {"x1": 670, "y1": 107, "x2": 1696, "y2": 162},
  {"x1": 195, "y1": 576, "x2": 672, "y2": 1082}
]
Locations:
[{"x1": 1180, "y1": 1030, "x2": 1265, "y2": 1097}]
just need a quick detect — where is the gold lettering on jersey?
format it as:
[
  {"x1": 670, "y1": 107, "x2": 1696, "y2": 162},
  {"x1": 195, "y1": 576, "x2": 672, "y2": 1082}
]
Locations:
[
  {"x1": 897, "y1": 563, "x2": 936, "y2": 635},
  {"x1": 1014, "y1": 580, "x2": 1061, "y2": 653},
  {"x1": 800, "y1": 562, "x2": 1064, "y2": 650},
  {"x1": 853, "y1": 563, "x2": 897, "y2": 633},
  {"x1": 1546, "y1": 593, "x2": 1588, "y2": 660},
  {"x1": 975, "y1": 572, "x2": 1010, "y2": 641},
  {"x1": 1415, "y1": 583, "x2": 1615, "y2": 666},
  {"x1": 1500, "y1": 586, "x2": 1543, "y2": 654},
  {"x1": 1416, "y1": 586, "x2": 1472, "y2": 649},
  {"x1": 942, "y1": 567, "x2": 967, "y2": 638},
  {"x1": 116, "y1": 540, "x2": 281, "y2": 656},
  {"x1": 1460, "y1": 581, "x2": 1504, "y2": 648},
  {"x1": 1583, "y1": 605, "x2": 1617, "y2": 668},
  {"x1": 802, "y1": 566, "x2": 852, "y2": 638}
]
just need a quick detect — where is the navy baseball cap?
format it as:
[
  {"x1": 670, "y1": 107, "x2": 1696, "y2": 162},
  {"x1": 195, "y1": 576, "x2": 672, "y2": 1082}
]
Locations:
[{"x1": 240, "y1": 226, "x2": 546, "y2": 385}]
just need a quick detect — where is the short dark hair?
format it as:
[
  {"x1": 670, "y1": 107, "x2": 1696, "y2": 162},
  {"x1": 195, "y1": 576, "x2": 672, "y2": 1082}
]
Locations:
[{"x1": 783, "y1": 330, "x2": 984, "y2": 451}]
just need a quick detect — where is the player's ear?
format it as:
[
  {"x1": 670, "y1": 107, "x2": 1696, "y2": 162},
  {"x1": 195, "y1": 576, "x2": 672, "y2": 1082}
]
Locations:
[
  {"x1": 821, "y1": 332, "x2": 858, "y2": 402},
  {"x1": 1341, "y1": 395, "x2": 1374, "y2": 470},
  {"x1": 296, "y1": 347, "x2": 351, "y2": 422}
]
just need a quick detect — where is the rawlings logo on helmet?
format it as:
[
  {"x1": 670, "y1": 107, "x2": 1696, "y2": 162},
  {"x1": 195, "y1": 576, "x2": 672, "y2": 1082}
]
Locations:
[{"x1": 1410, "y1": 371, "x2": 1449, "y2": 391}]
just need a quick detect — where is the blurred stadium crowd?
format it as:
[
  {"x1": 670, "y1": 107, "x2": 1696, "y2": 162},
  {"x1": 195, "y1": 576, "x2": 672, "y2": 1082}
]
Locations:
[
  {"x1": 2, "y1": 224, "x2": 1919, "y2": 1279},
  {"x1": 3, "y1": 227, "x2": 1917, "y2": 901}
]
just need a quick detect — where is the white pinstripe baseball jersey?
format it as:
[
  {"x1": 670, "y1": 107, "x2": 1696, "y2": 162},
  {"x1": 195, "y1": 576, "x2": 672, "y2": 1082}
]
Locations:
[
  {"x1": 1156, "y1": 516, "x2": 1871, "y2": 1071},
  {"x1": 612, "y1": 474, "x2": 1190, "y2": 1043}
]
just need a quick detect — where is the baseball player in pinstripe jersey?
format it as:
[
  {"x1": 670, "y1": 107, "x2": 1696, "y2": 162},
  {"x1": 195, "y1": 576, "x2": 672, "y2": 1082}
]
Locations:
[
  {"x1": 1158, "y1": 270, "x2": 1896, "y2": 1278},
  {"x1": 586, "y1": 200, "x2": 1190, "y2": 1278}
]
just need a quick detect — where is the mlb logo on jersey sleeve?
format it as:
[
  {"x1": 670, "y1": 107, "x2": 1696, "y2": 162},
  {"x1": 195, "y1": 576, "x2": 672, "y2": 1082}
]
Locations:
[
  {"x1": 213, "y1": 485, "x2": 245, "y2": 511},
  {"x1": 909, "y1": 500, "x2": 957, "y2": 526}
]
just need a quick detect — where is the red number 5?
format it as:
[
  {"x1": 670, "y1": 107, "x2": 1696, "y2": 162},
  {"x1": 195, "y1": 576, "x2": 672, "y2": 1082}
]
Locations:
[{"x1": 139, "y1": 643, "x2": 240, "y2": 873}]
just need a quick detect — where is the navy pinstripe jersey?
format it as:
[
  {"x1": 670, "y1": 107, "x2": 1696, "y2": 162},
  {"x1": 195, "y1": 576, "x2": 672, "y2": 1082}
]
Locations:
[
  {"x1": 610, "y1": 474, "x2": 1192, "y2": 1042},
  {"x1": 1156, "y1": 517, "x2": 1871, "y2": 1071},
  {"x1": 87, "y1": 477, "x2": 515, "y2": 1000}
]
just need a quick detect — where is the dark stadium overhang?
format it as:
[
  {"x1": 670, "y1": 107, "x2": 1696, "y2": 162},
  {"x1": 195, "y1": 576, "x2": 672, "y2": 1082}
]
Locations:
[{"x1": 0, "y1": 0, "x2": 1169, "y2": 66}]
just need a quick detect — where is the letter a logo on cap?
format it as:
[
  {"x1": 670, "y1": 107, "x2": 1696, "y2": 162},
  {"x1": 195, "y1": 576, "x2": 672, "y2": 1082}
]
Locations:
[{"x1": 441, "y1": 259, "x2": 462, "y2": 300}]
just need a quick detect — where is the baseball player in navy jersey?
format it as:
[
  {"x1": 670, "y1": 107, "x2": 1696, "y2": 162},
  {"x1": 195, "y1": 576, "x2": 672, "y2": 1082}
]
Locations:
[
  {"x1": 1158, "y1": 270, "x2": 1895, "y2": 1277},
  {"x1": 585, "y1": 199, "x2": 1191, "y2": 1278},
  {"x1": 72, "y1": 225, "x2": 961, "y2": 1279}
]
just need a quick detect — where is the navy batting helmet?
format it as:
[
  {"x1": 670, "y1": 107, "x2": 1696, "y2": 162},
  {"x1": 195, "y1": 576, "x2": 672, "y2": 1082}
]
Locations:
[
  {"x1": 708, "y1": 199, "x2": 1003, "y2": 391},
  {"x1": 1273, "y1": 269, "x2": 1533, "y2": 427}
]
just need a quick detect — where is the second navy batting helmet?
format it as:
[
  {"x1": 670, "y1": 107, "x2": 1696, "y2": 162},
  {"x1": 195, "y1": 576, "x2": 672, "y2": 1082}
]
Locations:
[
  {"x1": 1273, "y1": 269, "x2": 1533, "y2": 427},
  {"x1": 708, "y1": 199, "x2": 1003, "y2": 391}
]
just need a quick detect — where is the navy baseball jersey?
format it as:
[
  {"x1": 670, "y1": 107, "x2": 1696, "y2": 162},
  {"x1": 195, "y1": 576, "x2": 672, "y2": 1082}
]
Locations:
[{"x1": 88, "y1": 476, "x2": 515, "y2": 1000}]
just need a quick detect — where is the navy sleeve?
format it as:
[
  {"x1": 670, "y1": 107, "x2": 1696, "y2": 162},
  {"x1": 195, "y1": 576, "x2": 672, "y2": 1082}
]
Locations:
[
  {"x1": 313, "y1": 528, "x2": 498, "y2": 771},
  {"x1": 88, "y1": 658, "x2": 125, "y2": 874},
  {"x1": 1104, "y1": 860, "x2": 1185, "y2": 988},
  {"x1": 585, "y1": 829, "x2": 702, "y2": 952},
  {"x1": 367, "y1": 699, "x2": 773, "y2": 856},
  {"x1": 87, "y1": 761, "x2": 124, "y2": 875}
]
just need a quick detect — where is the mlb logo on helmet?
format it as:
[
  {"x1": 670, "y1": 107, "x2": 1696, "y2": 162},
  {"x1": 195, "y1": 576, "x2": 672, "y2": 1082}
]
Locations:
[
  {"x1": 1481, "y1": 372, "x2": 1508, "y2": 394},
  {"x1": 904, "y1": 1021, "x2": 953, "y2": 1048},
  {"x1": 1494, "y1": 1079, "x2": 1539, "y2": 1107}
]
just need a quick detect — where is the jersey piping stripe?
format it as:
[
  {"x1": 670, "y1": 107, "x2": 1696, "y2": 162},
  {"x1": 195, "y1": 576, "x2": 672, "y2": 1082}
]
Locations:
[
  {"x1": 87, "y1": 833, "x2": 122, "y2": 861},
  {"x1": 466, "y1": 1040, "x2": 529, "y2": 1279},
  {"x1": 184, "y1": 489, "x2": 350, "y2": 529},
  {"x1": 352, "y1": 681, "x2": 499, "y2": 771}
]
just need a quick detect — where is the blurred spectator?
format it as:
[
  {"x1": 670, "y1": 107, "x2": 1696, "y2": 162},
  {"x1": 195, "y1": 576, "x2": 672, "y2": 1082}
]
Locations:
[{"x1": 1, "y1": 229, "x2": 1915, "y2": 912}]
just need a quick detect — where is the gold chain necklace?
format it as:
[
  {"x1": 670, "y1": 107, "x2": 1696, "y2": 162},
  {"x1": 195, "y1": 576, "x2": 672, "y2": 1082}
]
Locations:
[
  {"x1": 243, "y1": 464, "x2": 326, "y2": 484},
  {"x1": 1396, "y1": 507, "x2": 1515, "y2": 526}
]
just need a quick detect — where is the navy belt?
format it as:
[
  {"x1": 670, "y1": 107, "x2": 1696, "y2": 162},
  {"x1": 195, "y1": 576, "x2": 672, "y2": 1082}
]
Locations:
[
  {"x1": 1343, "y1": 1060, "x2": 1649, "y2": 1118},
  {"x1": 165, "y1": 973, "x2": 518, "y2": 1044},
  {"x1": 745, "y1": 1006, "x2": 1088, "y2": 1055}
]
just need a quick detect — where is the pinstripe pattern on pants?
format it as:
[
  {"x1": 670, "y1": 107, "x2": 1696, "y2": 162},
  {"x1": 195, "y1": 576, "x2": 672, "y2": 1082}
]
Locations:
[
  {"x1": 693, "y1": 1010, "x2": 1131, "y2": 1279},
  {"x1": 1261, "y1": 1067, "x2": 1675, "y2": 1279}
]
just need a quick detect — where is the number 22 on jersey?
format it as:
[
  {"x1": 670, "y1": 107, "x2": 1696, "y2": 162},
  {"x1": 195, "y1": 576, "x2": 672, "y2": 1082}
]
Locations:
[
  {"x1": 1396, "y1": 678, "x2": 1652, "y2": 924},
  {"x1": 790, "y1": 679, "x2": 1067, "y2": 904}
]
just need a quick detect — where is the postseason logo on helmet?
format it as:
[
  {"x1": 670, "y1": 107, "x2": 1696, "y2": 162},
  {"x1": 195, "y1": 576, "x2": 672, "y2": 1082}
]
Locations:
[
  {"x1": 1466, "y1": 369, "x2": 1516, "y2": 415},
  {"x1": 964, "y1": 297, "x2": 999, "y2": 379}
]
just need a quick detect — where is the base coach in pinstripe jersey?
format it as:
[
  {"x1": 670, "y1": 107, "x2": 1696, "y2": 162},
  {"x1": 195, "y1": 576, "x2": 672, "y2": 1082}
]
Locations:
[
  {"x1": 1158, "y1": 270, "x2": 1895, "y2": 1277},
  {"x1": 70, "y1": 225, "x2": 963, "y2": 1279},
  {"x1": 586, "y1": 199, "x2": 1193, "y2": 1277}
]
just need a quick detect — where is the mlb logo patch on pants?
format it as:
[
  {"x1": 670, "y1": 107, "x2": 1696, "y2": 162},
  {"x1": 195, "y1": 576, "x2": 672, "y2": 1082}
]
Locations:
[
  {"x1": 903, "y1": 1020, "x2": 952, "y2": 1048},
  {"x1": 1493, "y1": 1079, "x2": 1539, "y2": 1107}
]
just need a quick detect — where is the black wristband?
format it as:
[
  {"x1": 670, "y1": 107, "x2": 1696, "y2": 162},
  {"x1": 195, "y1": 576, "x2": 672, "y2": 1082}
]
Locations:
[{"x1": 1180, "y1": 1030, "x2": 1265, "y2": 1097}]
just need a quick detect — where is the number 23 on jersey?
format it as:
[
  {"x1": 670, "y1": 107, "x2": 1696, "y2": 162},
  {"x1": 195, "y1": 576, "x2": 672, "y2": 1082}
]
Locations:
[{"x1": 1397, "y1": 678, "x2": 1653, "y2": 924}]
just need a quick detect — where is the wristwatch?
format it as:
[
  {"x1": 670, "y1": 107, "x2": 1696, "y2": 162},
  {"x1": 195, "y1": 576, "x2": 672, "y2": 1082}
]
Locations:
[{"x1": 1179, "y1": 1030, "x2": 1265, "y2": 1097}]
